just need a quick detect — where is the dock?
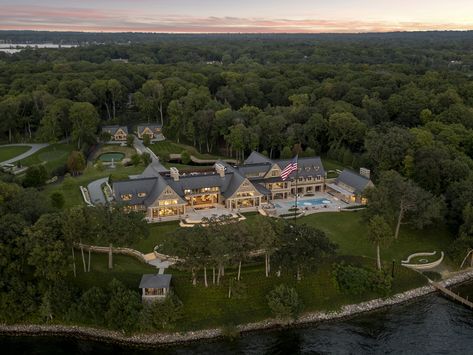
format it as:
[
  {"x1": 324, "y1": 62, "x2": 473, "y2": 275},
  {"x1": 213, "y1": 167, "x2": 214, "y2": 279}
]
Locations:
[{"x1": 431, "y1": 281, "x2": 473, "y2": 309}]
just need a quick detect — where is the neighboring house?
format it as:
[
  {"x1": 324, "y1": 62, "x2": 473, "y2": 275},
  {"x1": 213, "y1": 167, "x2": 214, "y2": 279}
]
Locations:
[
  {"x1": 139, "y1": 274, "x2": 172, "y2": 302},
  {"x1": 112, "y1": 151, "x2": 327, "y2": 222},
  {"x1": 137, "y1": 123, "x2": 163, "y2": 140},
  {"x1": 101, "y1": 125, "x2": 128, "y2": 141},
  {"x1": 326, "y1": 168, "x2": 374, "y2": 204}
]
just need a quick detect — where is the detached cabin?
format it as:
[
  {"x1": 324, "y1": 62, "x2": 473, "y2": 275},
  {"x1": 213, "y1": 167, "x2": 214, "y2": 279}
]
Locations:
[
  {"x1": 327, "y1": 168, "x2": 374, "y2": 205},
  {"x1": 101, "y1": 125, "x2": 128, "y2": 141},
  {"x1": 137, "y1": 123, "x2": 163, "y2": 140},
  {"x1": 139, "y1": 274, "x2": 172, "y2": 302}
]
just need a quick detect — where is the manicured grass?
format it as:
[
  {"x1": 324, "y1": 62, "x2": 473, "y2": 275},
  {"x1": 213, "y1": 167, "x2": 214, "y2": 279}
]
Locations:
[
  {"x1": 300, "y1": 212, "x2": 454, "y2": 265},
  {"x1": 321, "y1": 157, "x2": 345, "y2": 178},
  {"x1": 18, "y1": 143, "x2": 74, "y2": 173},
  {"x1": 0, "y1": 145, "x2": 30, "y2": 162},
  {"x1": 43, "y1": 164, "x2": 145, "y2": 209},
  {"x1": 149, "y1": 140, "x2": 225, "y2": 160},
  {"x1": 73, "y1": 253, "x2": 156, "y2": 291},
  {"x1": 74, "y1": 252, "x2": 427, "y2": 331}
]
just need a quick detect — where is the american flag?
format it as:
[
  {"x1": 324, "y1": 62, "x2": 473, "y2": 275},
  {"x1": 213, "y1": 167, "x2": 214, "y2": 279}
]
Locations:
[{"x1": 280, "y1": 155, "x2": 298, "y2": 180}]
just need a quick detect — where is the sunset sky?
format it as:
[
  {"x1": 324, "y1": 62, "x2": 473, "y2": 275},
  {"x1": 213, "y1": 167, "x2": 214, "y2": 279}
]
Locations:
[{"x1": 1, "y1": 0, "x2": 473, "y2": 33}]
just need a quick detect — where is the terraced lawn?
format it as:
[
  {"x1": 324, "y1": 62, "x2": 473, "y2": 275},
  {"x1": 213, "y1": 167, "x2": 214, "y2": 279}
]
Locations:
[
  {"x1": 0, "y1": 145, "x2": 30, "y2": 162},
  {"x1": 149, "y1": 140, "x2": 225, "y2": 160}
]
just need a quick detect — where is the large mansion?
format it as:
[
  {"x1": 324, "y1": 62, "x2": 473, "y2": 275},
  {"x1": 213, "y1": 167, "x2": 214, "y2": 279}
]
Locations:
[{"x1": 112, "y1": 151, "x2": 327, "y2": 221}]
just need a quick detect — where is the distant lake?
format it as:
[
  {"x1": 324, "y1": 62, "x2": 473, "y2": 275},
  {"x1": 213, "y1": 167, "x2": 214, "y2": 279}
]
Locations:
[
  {"x1": 0, "y1": 43, "x2": 77, "y2": 53},
  {"x1": 2, "y1": 282, "x2": 473, "y2": 354}
]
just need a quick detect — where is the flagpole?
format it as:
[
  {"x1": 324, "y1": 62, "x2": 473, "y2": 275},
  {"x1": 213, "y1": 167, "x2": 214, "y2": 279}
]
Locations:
[{"x1": 294, "y1": 155, "x2": 298, "y2": 225}]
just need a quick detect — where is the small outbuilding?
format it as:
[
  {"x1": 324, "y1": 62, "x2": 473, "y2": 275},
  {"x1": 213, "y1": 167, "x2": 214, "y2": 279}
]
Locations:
[
  {"x1": 139, "y1": 274, "x2": 172, "y2": 302},
  {"x1": 102, "y1": 125, "x2": 128, "y2": 141},
  {"x1": 137, "y1": 123, "x2": 163, "y2": 140},
  {"x1": 327, "y1": 168, "x2": 374, "y2": 205}
]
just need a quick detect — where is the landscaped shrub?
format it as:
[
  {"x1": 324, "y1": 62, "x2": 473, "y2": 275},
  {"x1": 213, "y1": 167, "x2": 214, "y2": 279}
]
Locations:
[
  {"x1": 50, "y1": 192, "x2": 65, "y2": 209},
  {"x1": 332, "y1": 263, "x2": 392, "y2": 296},
  {"x1": 141, "y1": 152, "x2": 152, "y2": 165},
  {"x1": 266, "y1": 284, "x2": 303, "y2": 322},
  {"x1": 23, "y1": 165, "x2": 48, "y2": 188},
  {"x1": 180, "y1": 150, "x2": 191, "y2": 164},
  {"x1": 51, "y1": 164, "x2": 68, "y2": 177},
  {"x1": 140, "y1": 293, "x2": 183, "y2": 330},
  {"x1": 131, "y1": 153, "x2": 141, "y2": 166}
]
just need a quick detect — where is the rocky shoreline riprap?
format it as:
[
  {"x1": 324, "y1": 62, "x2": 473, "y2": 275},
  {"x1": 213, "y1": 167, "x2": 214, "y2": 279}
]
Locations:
[{"x1": 1, "y1": 269, "x2": 473, "y2": 347}]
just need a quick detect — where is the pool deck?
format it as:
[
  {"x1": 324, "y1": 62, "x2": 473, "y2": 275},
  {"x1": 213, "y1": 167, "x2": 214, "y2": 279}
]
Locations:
[{"x1": 272, "y1": 193, "x2": 353, "y2": 215}]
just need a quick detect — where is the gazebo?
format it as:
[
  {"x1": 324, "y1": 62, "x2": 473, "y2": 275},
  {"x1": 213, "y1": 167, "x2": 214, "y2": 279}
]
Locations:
[{"x1": 139, "y1": 274, "x2": 172, "y2": 302}]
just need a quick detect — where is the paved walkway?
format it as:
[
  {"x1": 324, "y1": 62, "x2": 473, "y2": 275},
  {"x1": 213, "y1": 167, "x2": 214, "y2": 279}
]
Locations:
[
  {"x1": 144, "y1": 252, "x2": 174, "y2": 274},
  {"x1": 0, "y1": 143, "x2": 49, "y2": 165},
  {"x1": 87, "y1": 177, "x2": 108, "y2": 205},
  {"x1": 132, "y1": 134, "x2": 168, "y2": 173}
]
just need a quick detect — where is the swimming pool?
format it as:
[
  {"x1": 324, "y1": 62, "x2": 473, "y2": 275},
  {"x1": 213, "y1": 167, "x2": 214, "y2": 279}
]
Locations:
[
  {"x1": 275, "y1": 198, "x2": 332, "y2": 209},
  {"x1": 295, "y1": 198, "x2": 332, "y2": 207}
]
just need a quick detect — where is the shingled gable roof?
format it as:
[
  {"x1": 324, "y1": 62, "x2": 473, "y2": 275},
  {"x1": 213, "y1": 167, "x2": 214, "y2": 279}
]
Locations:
[
  {"x1": 244, "y1": 151, "x2": 273, "y2": 165},
  {"x1": 336, "y1": 169, "x2": 372, "y2": 194},
  {"x1": 139, "y1": 274, "x2": 171, "y2": 289},
  {"x1": 102, "y1": 125, "x2": 128, "y2": 135},
  {"x1": 113, "y1": 174, "x2": 185, "y2": 207},
  {"x1": 275, "y1": 157, "x2": 325, "y2": 178},
  {"x1": 137, "y1": 123, "x2": 162, "y2": 135}
]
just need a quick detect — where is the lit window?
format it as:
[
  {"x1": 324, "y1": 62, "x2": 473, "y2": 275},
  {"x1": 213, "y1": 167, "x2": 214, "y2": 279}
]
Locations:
[
  {"x1": 138, "y1": 192, "x2": 146, "y2": 198},
  {"x1": 121, "y1": 194, "x2": 132, "y2": 201}
]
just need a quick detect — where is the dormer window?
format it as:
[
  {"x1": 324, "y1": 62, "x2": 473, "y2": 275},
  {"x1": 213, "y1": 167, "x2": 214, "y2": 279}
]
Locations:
[
  {"x1": 138, "y1": 192, "x2": 146, "y2": 198},
  {"x1": 121, "y1": 194, "x2": 132, "y2": 201}
]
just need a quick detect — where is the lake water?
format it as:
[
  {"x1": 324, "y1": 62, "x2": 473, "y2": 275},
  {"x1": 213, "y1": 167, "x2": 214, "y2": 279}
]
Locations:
[
  {"x1": 3, "y1": 283, "x2": 473, "y2": 354},
  {"x1": 0, "y1": 43, "x2": 77, "y2": 53}
]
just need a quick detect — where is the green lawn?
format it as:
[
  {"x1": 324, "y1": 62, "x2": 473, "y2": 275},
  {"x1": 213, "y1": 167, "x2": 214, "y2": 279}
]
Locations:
[
  {"x1": 0, "y1": 145, "x2": 31, "y2": 163},
  {"x1": 321, "y1": 157, "x2": 345, "y2": 178},
  {"x1": 300, "y1": 212, "x2": 454, "y2": 265},
  {"x1": 149, "y1": 140, "x2": 225, "y2": 160},
  {"x1": 74, "y1": 251, "x2": 426, "y2": 331},
  {"x1": 43, "y1": 164, "x2": 145, "y2": 209},
  {"x1": 18, "y1": 143, "x2": 74, "y2": 173}
]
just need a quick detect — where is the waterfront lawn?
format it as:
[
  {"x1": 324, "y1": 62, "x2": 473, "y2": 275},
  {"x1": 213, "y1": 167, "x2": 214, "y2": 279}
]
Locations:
[
  {"x1": 18, "y1": 143, "x2": 73, "y2": 173},
  {"x1": 73, "y1": 252, "x2": 427, "y2": 331},
  {"x1": 300, "y1": 212, "x2": 454, "y2": 265},
  {"x1": 43, "y1": 164, "x2": 145, "y2": 209},
  {"x1": 0, "y1": 145, "x2": 30, "y2": 162}
]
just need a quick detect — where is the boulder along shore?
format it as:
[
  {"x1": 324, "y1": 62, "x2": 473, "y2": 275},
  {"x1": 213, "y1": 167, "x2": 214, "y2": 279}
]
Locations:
[{"x1": 1, "y1": 268, "x2": 473, "y2": 348}]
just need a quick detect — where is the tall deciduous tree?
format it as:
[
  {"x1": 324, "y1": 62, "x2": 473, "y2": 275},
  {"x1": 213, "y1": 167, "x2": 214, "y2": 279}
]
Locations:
[
  {"x1": 367, "y1": 215, "x2": 393, "y2": 270},
  {"x1": 70, "y1": 102, "x2": 99, "y2": 149},
  {"x1": 366, "y1": 170, "x2": 444, "y2": 239}
]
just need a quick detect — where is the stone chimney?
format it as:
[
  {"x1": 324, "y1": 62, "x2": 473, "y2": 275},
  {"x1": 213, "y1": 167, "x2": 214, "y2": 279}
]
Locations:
[
  {"x1": 359, "y1": 167, "x2": 371, "y2": 179},
  {"x1": 215, "y1": 163, "x2": 226, "y2": 178},
  {"x1": 170, "y1": 167, "x2": 179, "y2": 181}
]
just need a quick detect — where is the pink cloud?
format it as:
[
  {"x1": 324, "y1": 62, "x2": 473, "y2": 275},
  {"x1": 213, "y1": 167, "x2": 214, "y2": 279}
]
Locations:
[{"x1": 1, "y1": 5, "x2": 472, "y2": 33}]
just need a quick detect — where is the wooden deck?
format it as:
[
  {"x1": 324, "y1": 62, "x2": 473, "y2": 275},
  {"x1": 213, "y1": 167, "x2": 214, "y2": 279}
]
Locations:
[{"x1": 431, "y1": 282, "x2": 473, "y2": 309}]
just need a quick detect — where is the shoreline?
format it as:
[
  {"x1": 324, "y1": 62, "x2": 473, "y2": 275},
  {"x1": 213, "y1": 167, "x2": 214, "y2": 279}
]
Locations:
[{"x1": 1, "y1": 268, "x2": 473, "y2": 347}]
